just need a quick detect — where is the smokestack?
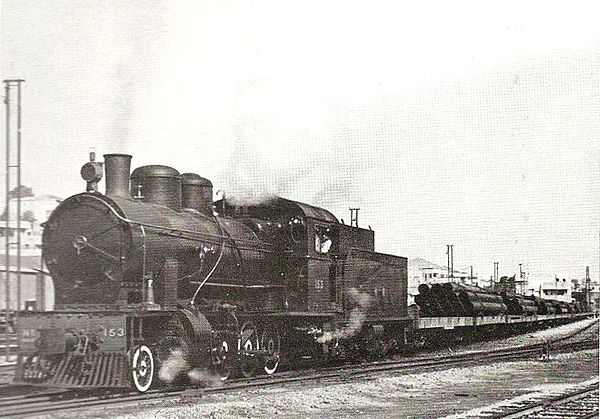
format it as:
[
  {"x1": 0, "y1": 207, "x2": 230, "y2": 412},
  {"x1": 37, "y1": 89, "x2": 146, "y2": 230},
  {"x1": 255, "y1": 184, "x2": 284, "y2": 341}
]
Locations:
[{"x1": 104, "y1": 154, "x2": 132, "y2": 198}]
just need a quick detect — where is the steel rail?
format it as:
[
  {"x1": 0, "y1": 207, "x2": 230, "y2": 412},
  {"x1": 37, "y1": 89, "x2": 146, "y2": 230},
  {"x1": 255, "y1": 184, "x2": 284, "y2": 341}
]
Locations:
[
  {"x1": 487, "y1": 380, "x2": 599, "y2": 418},
  {"x1": 0, "y1": 337, "x2": 596, "y2": 418},
  {"x1": 0, "y1": 318, "x2": 595, "y2": 386}
]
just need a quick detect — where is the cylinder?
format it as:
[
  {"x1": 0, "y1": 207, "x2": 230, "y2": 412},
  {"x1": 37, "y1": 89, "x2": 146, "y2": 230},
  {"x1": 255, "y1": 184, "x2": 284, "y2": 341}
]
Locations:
[
  {"x1": 130, "y1": 165, "x2": 182, "y2": 211},
  {"x1": 104, "y1": 154, "x2": 132, "y2": 198},
  {"x1": 181, "y1": 173, "x2": 213, "y2": 212}
]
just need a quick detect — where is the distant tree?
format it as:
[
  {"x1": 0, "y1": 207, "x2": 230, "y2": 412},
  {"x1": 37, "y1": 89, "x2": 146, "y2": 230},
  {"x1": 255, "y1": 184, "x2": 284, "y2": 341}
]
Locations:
[
  {"x1": 1, "y1": 186, "x2": 35, "y2": 221},
  {"x1": 22, "y1": 210, "x2": 36, "y2": 222},
  {"x1": 8, "y1": 185, "x2": 33, "y2": 198}
]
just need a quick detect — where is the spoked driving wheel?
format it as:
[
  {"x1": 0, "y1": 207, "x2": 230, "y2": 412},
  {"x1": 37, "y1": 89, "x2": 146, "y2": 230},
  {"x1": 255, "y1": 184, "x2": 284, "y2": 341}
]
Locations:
[
  {"x1": 211, "y1": 310, "x2": 239, "y2": 381},
  {"x1": 239, "y1": 322, "x2": 260, "y2": 378},
  {"x1": 132, "y1": 345, "x2": 155, "y2": 393},
  {"x1": 211, "y1": 336, "x2": 234, "y2": 381},
  {"x1": 366, "y1": 337, "x2": 387, "y2": 360},
  {"x1": 261, "y1": 324, "x2": 281, "y2": 375}
]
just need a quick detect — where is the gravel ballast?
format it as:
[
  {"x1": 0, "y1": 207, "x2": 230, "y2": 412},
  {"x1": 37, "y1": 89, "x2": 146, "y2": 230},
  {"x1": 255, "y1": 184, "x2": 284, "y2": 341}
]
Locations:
[{"x1": 92, "y1": 318, "x2": 598, "y2": 419}]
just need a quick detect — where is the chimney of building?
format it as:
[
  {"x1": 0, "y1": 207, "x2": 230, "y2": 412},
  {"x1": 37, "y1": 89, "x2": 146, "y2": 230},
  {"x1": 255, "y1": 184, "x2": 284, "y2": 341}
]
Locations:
[{"x1": 103, "y1": 154, "x2": 132, "y2": 198}]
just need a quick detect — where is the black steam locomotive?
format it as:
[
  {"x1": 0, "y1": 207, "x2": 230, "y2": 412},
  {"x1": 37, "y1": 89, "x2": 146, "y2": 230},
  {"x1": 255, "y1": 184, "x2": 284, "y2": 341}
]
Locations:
[{"x1": 15, "y1": 153, "x2": 408, "y2": 391}]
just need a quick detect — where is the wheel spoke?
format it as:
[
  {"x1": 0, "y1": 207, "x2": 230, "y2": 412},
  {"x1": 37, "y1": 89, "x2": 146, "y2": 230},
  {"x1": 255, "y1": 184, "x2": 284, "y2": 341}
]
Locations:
[
  {"x1": 132, "y1": 345, "x2": 154, "y2": 392},
  {"x1": 211, "y1": 339, "x2": 233, "y2": 381},
  {"x1": 261, "y1": 325, "x2": 281, "y2": 375},
  {"x1": 239, "y1": 322, "x2": 259, "y2": 378}
]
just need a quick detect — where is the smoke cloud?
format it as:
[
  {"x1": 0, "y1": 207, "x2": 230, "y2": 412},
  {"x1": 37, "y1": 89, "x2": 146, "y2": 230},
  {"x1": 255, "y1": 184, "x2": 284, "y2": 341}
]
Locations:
[
  {"x1": 223, "y1": 191, "x2": 279, "y2": 207},
  {"x1": 158, "y1": 349, "x2": 189, "y2": 384},
  {"x1": 316, "y1": 287, "x2": 373, "y2": 344},
  {"x1": 157, "y1": 349, "x2": 224, "y2": 388},
  {"x1": 187, "y1": 368, "x2": 224, "y2": 388}
]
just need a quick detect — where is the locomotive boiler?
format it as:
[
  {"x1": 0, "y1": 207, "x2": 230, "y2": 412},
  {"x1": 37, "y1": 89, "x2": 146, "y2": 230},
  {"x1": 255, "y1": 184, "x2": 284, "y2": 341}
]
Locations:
[{"x1": 45, "y1": 154, "x2": 281, "y2": 310}]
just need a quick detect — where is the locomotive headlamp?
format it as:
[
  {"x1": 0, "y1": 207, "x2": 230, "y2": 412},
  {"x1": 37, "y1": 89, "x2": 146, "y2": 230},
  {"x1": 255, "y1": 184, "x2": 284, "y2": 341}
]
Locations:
[
  {"x1": 80, "y1": 163, "x2": 103, "y2": 182},
  {"x1": 81, "y1": 160, "x2": 103, "y2": 192}
]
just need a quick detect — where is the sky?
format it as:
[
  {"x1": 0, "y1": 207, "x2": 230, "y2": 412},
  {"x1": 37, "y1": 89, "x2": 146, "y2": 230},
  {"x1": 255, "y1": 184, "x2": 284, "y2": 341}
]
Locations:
[{"x1": 1, "y1": 0, "x2": 599, "y2": 285}]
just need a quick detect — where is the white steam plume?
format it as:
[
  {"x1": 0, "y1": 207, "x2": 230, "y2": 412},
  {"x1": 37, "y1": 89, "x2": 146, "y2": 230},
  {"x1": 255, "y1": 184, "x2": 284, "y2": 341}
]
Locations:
[
  {"x1": 316, "y1": 287, "x2": 372, "y2": 344},
  {"x1": 187, "y1": 368, "x2": 224, "y2": 388},
  {"x1": 158, "y1": 349, "x2": 189, "y2": 384},
  {"x1": 157, "y1": 349, "x2": 224, "y2": 388}
]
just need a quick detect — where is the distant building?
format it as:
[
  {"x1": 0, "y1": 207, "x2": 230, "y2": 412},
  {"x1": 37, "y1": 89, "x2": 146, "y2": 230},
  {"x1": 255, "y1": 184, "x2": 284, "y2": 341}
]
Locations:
[
  {"x1": 0, "y1": 187, "x2": 61, "y2": 252},
  {"x1": 527, "y1": 271, "x2": 599, "y2": 308},
  {"x1": 589, "y1": 282, "x2": 600, "y2": 312},
  {"x1": 493, "y1": 276, "x2": 517, "y2": 294},
  {"x1": 0, "y1": 187, "x2": 60, "y2": 311},
  {"x1": 493, "y1": 274, "x2": 528, "y2": 295},
  {"x1": 538, "y1": 277, "x2": 572, "y2": 303},
  {"x1": 0, "y1": 255, "x2": 54, "y2": 311},
  {"x1": 408, "y1": 257, "x2": 478, "y2": 302}
]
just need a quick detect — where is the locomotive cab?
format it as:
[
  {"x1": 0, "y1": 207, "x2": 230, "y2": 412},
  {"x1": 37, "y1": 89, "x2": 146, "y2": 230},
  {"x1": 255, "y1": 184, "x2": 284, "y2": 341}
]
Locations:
[{"x1": 223, "y1": 198, "x2": 341, "y2": 313}]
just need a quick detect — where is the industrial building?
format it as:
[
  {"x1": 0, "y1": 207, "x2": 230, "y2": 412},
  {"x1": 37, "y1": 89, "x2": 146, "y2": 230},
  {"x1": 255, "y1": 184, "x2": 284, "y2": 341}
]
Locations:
[{"x1": 0, "y1": 187, "x2": 60, "y2": 312}]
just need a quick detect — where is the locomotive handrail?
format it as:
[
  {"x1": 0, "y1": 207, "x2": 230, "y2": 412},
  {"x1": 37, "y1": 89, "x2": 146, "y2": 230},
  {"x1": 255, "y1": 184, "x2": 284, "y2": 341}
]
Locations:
[
  {"x1": 190, "y1": 215, "x2": 227, "y2": 305},
  {"x1": 154, "y1": 230, "x2": 276, "y2": 254},
  {"x1": 81, "y1": 193, "x2": 276, "y2": 250},
  {"x1": 189, "y1": 282, "x2": 286, "y2": 289},
  {"x1": 139, "y1": 224, "x2": 147, "y2": 291},
  {"x1": 81, "y1": 194, "x2": 250, "y2": 305}
]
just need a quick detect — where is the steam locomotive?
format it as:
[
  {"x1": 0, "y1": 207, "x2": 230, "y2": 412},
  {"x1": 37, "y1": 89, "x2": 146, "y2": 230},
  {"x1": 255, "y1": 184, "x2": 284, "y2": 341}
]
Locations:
[
  {"x1": 14, "y1": 153, "x2": 588, "y2": 392},
  {"x1": 15, "y1": 153, "x2": 408, "y2": 391}
]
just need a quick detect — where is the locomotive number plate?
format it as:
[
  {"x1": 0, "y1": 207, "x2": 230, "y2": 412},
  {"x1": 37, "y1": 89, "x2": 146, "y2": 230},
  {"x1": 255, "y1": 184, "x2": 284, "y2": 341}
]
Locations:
[
  {"x1": 94, "y1": 317, "x2": 127, "y2": 352},
  {"x1": 100, "y1": 327, "x2": 125, "y2": 338}
]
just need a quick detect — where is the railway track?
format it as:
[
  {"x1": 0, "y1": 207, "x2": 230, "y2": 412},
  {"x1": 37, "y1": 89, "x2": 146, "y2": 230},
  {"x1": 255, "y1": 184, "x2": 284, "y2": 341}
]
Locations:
[
  {"x1": 0, "y1": 336, "x2": 596, "y2": 418},
  {"x1": 467, "y1": 379, "x2": 599, "y2": 418},
  {"x1": 0, "y1": 333, "x2": 18, "y2": 352},
  {"x1": 556, "y1": 317, "x2": 599, "y2": 341},
  {"x1": 0, "y1": 363, "x2": 16, "y2": 375}
]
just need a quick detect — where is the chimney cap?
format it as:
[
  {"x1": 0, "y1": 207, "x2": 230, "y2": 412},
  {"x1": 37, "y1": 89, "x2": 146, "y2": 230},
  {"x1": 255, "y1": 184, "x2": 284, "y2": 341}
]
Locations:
[
  {"x1": 181, "y1": 173, "x2": 212, "y2": 187},
  {"x1": 103, "y1": 153, "x2": 132, "y2": 158},
  {"x1": 131, "y1": 165, "x2": 180, "y2": 179}
]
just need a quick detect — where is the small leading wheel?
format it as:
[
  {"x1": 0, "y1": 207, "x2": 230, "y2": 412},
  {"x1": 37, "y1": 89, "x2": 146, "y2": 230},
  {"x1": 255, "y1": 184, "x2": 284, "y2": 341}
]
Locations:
[
  {"x1": 261, "y1": 325, "x2": 281, "y2": 375},
  {"x1": 132, "y1": 345, "x2": 155, "y2": 393}
]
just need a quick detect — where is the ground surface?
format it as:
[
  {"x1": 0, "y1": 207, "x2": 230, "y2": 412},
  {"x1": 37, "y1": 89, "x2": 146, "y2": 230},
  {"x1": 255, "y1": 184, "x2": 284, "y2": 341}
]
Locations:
[
  {"x1": 43, "y1": 318, "x2": 598, "y2": 419},
  {"x1": 75, "y1": 349, "x2": 595, "y2": 419}
]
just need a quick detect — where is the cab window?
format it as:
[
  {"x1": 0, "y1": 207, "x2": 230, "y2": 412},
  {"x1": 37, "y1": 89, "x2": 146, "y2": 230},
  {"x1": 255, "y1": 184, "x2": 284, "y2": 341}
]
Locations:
[{"x1": 315, "y1": 226, "x2": 333, "y2": 254}]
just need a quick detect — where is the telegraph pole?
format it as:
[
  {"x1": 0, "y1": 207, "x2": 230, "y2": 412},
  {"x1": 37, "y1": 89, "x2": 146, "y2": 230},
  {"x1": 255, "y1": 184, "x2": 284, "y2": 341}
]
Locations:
[
  {"x1": 3, "y1": 79, "x2": 24, "y2": 358},
  {"x1": 447, "y1": 245, "x2": 450, "y2": 279},
  {"x1": 518, "y1": 263, "x2": 524, "y2": 294},
  {"x1": 519, "y1": 263, "x2": 523, "y2": 280},
  {"x1": 585, "y1": 266, "x2": 591, "y2": 309},
  {"x1": 446, "y1": 245, "x2": 454, "y2": 282},
  {"x1": 16, "y1": 81, "x2": 23, "y2": 325},
  {"x1": 450, "y1": 245, "x2": 454, "y2": 282},
  {"x1": 4, "y1": 81, "x2": 10, "y2": 359},
  {"x1": 15, "y1": 80, "x2": 23, "y2": 338},
  {"x1": 493, "y1": 262, "x2": 499, "y2": 291},
  {"x1": 349, "y1": 208, "x2": 360, "y2": 227}
]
